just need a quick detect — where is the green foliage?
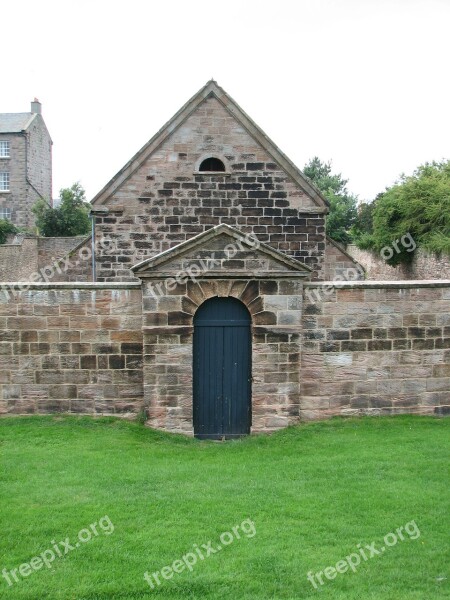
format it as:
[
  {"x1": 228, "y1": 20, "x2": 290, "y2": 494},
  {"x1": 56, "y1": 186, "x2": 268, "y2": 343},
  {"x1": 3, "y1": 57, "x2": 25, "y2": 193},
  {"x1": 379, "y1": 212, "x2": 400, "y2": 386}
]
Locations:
[
  {"x1": 135, "y1": 408, "x2": 148, "y2": 425},
  {"x1": 354, "y1": 161, "x2": 450, "y2": 265},
  {"x1": 352, "y1": 200, "x2": 375, "y2": 241},
  {"x1": 0, "y1": 219, "x2": 18, "y2": 244},
  {"x1": 303, "y1": 157, "x2": 358, "y2": 245},
  {"x1": 32, "y1": 182, "x2": 91, "y2": 237}
]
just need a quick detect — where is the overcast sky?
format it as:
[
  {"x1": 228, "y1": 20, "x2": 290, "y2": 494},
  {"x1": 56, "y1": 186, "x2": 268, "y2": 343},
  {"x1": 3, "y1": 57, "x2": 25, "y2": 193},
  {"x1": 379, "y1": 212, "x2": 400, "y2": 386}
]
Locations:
[{"x1": 3, "y1": 0, "x2": 449, "y2": 203}]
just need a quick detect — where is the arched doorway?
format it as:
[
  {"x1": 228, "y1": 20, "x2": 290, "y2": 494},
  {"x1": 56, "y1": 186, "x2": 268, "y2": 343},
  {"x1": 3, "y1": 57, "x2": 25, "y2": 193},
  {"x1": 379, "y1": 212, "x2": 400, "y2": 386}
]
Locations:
[{"x1": 193, "y1": 297, "x2": 252, "y2": 439}]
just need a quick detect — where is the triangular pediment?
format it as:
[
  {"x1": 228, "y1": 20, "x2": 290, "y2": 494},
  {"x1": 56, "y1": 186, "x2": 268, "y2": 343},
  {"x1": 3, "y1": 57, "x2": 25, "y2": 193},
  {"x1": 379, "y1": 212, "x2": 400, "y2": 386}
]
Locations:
[
  {"x1": 91, "y1": 80, "x2": 327, "y2": 209},
  {"x1": 132, "y1": 224, "x2": 312, "y2": 279}
]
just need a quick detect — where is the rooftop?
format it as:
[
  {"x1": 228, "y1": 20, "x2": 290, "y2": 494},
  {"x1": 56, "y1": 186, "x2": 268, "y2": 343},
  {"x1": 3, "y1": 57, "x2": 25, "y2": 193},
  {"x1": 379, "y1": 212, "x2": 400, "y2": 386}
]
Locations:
[{"x1": 0, "y1": 112, "x2": 37, "y2": 133}]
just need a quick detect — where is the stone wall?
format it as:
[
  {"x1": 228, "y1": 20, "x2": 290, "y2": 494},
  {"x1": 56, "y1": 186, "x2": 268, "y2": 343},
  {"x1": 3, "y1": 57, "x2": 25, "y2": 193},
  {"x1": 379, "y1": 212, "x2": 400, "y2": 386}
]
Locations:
[
  {"x1": 348, "y1": 246, "x2": 450, "y2": 280},
  {"x1": 0, "y1": 235, "x2": 91, "y2": 283},
  {"x1": 0, "y1": 283, "x2": 143, "y2": 416},
  {"x1": 0, "y1": 279, "x2": 448, "y2": 431},
  {"x1": 26, "y1": 114, "x2": 52, "y2": 207},
  {"x1": 301, "y1": 281, "x2": 450, "y2": 420},
  {"x1": 0, "y1": 237, "x2": 38, "y2": 281},
  {"x1": 323, "y1": 237, "x2": 365, "y2": 280},
  {"x1": 37, "y1": 236, "x2": 88, "y2": 273}
]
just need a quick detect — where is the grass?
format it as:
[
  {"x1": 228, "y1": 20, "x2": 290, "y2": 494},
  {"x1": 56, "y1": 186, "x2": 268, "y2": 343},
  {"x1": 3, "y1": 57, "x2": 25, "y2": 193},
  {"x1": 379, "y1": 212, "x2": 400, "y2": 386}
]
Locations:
[{"x1": 0, "y1": 415, "x2": 448, "y2": 599}]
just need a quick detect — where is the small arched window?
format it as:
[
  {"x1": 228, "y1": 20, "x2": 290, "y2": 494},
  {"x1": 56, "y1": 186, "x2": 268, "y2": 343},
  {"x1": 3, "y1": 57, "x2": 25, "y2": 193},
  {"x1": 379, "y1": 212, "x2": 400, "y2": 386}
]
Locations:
[{"x1": 199, "y1": 157, "x2": 226, "y2": 172}]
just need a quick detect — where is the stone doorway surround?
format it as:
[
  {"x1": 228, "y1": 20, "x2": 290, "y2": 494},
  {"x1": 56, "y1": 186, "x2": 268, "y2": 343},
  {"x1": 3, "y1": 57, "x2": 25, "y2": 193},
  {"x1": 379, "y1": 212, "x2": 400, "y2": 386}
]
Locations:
[{"x1": 132, "y1": 224, "x2": 311, "y2": 435}]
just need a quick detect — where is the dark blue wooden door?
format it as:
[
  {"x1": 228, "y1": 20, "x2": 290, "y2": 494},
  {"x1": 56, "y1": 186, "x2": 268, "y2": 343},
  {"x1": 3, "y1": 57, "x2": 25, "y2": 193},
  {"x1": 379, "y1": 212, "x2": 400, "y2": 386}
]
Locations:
[{"x1": 193, "y1": 297, "x2": 251, "y2": 439}]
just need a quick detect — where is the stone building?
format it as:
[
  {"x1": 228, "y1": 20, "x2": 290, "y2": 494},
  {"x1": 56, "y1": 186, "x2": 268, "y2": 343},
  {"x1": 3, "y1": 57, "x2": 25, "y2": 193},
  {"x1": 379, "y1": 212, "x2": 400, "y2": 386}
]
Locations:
[
  {"x1": 0, "y1": 82, "x2": 447, "y2": 437},
  {"x1": 89, "y1": 80, "x2": 359, "y2": 283},
  {"x1": 0, "y1": 99, "x2": 52, "y2": 229}
]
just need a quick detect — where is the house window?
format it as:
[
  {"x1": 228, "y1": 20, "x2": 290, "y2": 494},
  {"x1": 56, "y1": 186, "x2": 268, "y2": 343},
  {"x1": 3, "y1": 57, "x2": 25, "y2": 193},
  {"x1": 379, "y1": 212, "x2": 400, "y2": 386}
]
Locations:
[
  {"x1": 199, "y1": 157, "x2": 225, "y2": 172},
  {"x1": 0, "y1": 172, "x2": 9, "y2": 191},
  {"x1": 0, "y1": 207, "x2": 11, "y2": 220},
  {"x1": 0, "y1": 141, "x2": 10, "y2": 158}
]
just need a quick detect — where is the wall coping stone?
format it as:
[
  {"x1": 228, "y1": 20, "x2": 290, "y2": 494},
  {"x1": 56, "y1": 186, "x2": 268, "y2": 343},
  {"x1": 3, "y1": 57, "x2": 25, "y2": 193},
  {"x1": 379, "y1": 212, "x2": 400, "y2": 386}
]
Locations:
[
  {"x1": 0, "y1": 282, "x2": 142, "y2": 290},
  {"x1": 305, "y1": 280, "x2": 450, "y2": 289}
]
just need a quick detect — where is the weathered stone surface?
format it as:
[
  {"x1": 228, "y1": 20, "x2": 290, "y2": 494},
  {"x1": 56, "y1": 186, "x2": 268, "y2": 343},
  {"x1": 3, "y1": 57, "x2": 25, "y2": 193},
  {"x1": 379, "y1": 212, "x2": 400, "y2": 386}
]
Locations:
[
  {"x1": 301, "y1": 282, "x2": 450, "y2": 421},
  {"x1": 0, "y1": 285, "x2": 143, "y2": 417}
]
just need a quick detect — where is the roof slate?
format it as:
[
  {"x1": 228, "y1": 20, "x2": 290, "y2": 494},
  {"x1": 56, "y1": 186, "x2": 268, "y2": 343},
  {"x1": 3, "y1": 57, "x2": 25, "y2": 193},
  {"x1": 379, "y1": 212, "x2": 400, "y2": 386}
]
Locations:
[{"x1": 0, "y1": 112, "x2": 36, "y2": 133}]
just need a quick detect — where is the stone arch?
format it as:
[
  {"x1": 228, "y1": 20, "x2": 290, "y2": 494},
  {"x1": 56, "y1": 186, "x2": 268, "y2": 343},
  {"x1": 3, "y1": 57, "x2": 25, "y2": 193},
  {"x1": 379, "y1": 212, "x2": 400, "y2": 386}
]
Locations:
[
  {"x1": 181, "y1": 279, "x2": 276, "y2": 327},
  {"x1": 194, "y1": 154, "x2": 229, "y2": 172}
]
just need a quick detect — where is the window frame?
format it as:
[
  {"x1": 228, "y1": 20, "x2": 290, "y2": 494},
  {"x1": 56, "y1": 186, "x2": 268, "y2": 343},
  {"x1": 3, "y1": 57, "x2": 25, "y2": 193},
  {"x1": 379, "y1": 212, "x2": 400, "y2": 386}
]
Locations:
[
  {"x1": 194, "y1": 155, "x2": 230, "y2": 176},
  {"x1": 198, "y1": 157, "x2": 226, "y2": 172},
  {"x1": 0, "y1": 207, "x2": 12, "y2": 219},
  {"x1": 0, "y1": 141, "x2": 10, "y2": 158},
  {"x1": 0, "y1": 172, "x2": 10, "y2": 192}
]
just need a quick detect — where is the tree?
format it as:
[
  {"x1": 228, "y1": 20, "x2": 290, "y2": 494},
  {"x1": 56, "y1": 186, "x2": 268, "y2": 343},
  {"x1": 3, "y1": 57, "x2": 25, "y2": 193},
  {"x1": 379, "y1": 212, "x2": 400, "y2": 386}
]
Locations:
[
  {"x1": 351, "y1": 199, "x2": 377, "y2": 249},
  {"x1": 303, "y1": 157, "x2": 358, "y2": 245},
  {"x1": 0, "y1": 219, "x2": 18, "y2": 244},
  {"x1": 32, "y1": 182, "x2": 91, "y2": 237},
  {"x1": 353, "y1": 160, "x2": 450, "y2": 265}
]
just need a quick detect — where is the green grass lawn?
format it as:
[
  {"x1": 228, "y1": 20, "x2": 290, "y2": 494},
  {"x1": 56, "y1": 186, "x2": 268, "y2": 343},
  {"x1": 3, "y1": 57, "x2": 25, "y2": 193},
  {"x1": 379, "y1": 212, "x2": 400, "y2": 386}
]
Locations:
[{"x1": 0, "y1": 415, "x2": 448, "y2": 600}]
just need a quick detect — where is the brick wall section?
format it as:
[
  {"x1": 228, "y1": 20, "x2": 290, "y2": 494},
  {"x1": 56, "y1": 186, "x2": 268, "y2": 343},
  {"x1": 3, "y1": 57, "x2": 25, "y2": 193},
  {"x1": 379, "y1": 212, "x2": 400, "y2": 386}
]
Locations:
[
  {"x1": 0, "y1": 283, "x2": 143, "y2": 416},
  {"x1": 348, "y1": 246, "x2": 450, "y2": 280},
  {"x1": 301, "y1": 281, "x2": 450, "y2": 420},
  {"x1": 92, "y1": 96, "x2": 326, "y2": 282}
]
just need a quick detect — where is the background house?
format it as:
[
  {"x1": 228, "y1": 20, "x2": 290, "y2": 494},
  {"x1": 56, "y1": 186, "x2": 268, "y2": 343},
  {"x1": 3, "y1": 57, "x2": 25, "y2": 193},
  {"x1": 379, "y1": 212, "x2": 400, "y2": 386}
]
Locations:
[{"x1": 0, "y1": 99, "x2": 52, "y2": 229}]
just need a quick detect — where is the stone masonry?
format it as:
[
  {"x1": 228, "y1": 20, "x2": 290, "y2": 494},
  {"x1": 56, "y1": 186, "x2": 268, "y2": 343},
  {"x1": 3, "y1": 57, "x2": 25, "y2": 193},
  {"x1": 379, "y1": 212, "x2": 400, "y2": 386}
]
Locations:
[
  {"x1": 132, "y1": 224, "x2": 309, "y2": 434},
  {"x1": 89, "y1": 81, "x2": 328, "y2": 283},
  {"x1": 0, "y1": 284, "x2": 143, "y2": 415},
  {"x1": 0, "y1": 279, "x2": 448, "y2": 429},
  {"x1": 301, "y1": 281, "x2": 450, "y2": 419},
  {"x1": 0, "y1": 83, "x2": 448, "y2": 435}
]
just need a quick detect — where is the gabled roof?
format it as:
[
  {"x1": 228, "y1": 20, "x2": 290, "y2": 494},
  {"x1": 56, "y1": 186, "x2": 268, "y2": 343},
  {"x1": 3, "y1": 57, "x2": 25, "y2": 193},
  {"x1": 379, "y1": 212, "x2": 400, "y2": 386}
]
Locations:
[
  {"x1": 131, "y1": 223, "x2": 312, "y2": 277},
  {"x1": 0, "y1": 112, "x2": 37, "y2": 133},
  {"x1": 92, "y1": 80, "x2": 328, "y2": 209}
]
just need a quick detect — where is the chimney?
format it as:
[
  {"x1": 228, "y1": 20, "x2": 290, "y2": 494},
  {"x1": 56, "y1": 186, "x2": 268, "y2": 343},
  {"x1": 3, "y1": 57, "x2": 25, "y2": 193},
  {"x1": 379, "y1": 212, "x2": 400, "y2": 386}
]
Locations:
[{"x1": 31, "y1": 98, "x2": 42, "y2": 114}]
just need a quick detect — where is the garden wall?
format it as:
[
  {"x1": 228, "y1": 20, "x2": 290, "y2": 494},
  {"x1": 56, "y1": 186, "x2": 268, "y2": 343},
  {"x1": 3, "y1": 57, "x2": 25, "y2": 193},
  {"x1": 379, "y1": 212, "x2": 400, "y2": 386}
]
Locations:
[
  {"x1": 0, "y1": 235, "x2": 91, "y2": 283},
  {"x1": 0, "y1": 279, "x2": 448, "y2": 428},
  {"x1": 0, "y1": 283, "x2": 143, "y2": 416},
  {"x1": 301, "y1": 281, "x2": 450, "y2": 420},
  {"x1": 0, "y1": 236, "x2": 38, "y2": 281},
  {"x1": 348, "y1": 246, "x2": 450, "y2": 280}
]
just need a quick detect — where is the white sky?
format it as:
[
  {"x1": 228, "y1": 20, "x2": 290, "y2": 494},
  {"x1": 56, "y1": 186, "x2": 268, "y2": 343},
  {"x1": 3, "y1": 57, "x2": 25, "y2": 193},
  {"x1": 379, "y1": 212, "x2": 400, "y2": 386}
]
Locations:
[{"x1": 2, "y1": 0, "x2": 449, "y2": 203}]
